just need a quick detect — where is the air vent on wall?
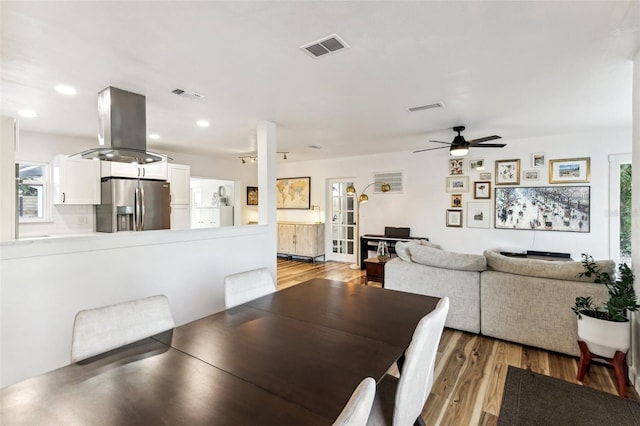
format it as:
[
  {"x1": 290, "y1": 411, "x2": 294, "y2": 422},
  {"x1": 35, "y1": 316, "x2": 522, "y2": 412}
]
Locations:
[
  {"x1": 301, "y1": 34, "x2": 349, "y2": 58},
  {"x1": 171, "y1": 88, "x2": 204, "y2": 100},
  {"x1": 407, "y1": 103, "x2": 444, "y2": 112},
  {"x1": 374, "y1": 171, "x2": 403, "y2": 194}
]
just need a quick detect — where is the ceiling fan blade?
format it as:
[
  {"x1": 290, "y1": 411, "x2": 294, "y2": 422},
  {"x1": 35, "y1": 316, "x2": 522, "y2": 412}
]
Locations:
[
  {"x1": 469, "y1": 135, "x2": 502, "y2": 144},
  {"x1": 470, "y1": 143, "x2": 506, "y2": 148},
  {"x1": 428, "y1": 140, "x2": 453, "y2": 145},
  {"x1": 413, "y1": 146, "x2": 450, "y2": 154}
]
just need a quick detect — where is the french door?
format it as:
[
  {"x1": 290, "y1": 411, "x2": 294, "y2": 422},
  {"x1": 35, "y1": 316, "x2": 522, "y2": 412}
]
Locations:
[{"x1": 326, "y1": 179, "x2": 355, "y2": 262}]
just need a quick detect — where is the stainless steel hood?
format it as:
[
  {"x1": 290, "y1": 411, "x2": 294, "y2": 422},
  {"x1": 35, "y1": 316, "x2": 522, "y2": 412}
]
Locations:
[{"x1": 77, "y1": 86, "x2": 171, "y2": 163}]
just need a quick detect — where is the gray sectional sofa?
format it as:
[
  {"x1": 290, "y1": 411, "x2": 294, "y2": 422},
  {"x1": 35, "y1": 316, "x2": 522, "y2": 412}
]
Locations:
[{"x1": 385, "y1": 242, "x2": 614, "y2": 356}]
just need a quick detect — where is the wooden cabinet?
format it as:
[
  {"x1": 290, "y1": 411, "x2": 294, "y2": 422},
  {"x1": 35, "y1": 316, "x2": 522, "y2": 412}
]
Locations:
[
  {"x1": 101, "y1": 161, "x2": 168, "y2": 180},
  {"x1": 168, "y1": 164, "x2": 190, "y2": 229},
  {"x1": 53, "y1": 155, "x2": 101, "y2": 205},
  {"x1": 277, "y1": 222, "x2": 324, "y2": 261}
]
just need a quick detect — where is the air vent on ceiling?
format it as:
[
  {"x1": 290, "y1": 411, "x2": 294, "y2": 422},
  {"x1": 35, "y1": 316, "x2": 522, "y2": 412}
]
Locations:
[
  {"x1": 301, "y1": 34, "x2": 349, "y2": 58},
  {"x1": 373, "y1": 171, "x2": 403, "y2": 194},
  {"x1": 171, "y1": 88, "x2": 204, "y2": 100},
  {"x1": 407, "y1": 103, "x2": 444, "y2": 113}
]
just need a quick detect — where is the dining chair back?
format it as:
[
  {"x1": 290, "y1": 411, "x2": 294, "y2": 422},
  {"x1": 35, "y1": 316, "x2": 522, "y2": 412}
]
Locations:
[
  {"x1": 71, "y1": 294, "x2": 175, "y2": 363},
  {"x1": 224, "y1": 267, "x2": 276, "y2": 309},
  {"x1": 333, "y1": 377, "x2": 377, "y2": 426},
  {"x1": 393, "y1": 297, "x2": 449, "y2": 425}
]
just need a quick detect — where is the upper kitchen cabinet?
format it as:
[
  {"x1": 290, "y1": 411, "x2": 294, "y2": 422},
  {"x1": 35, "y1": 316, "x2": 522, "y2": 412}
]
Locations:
[
  {"x1": 101, "y1": 161, "x2": 168, "y2": 180},
  {"x1": 53, "y1": 155, "x2": 101, "y2": 205}
]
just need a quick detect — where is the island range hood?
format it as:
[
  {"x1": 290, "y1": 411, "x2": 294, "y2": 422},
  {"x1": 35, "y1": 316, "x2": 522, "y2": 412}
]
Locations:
[{"x1": 77, "y1": 86, "x2": 171, "y2": 163}]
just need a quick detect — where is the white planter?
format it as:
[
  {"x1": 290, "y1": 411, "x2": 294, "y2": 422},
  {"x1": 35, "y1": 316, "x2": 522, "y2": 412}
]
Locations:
[{"x1": 577, "y1": 314, "x2": 631, "y2": 358}]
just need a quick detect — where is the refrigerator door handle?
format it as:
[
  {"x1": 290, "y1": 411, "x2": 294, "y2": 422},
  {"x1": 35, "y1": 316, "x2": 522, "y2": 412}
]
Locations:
[
  {"x1": 134, "y1": 186, "x2": 140, "y2": 231},
  {"x1": 140, "y1": 185, "x2": 145, "y2": 231}
]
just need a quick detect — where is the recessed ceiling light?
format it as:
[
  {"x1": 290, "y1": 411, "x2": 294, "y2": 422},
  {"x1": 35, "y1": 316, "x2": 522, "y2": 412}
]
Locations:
[
  {"x1": 148, "y1": 133, "x2": 160, "y2": 140},
  {"x1": 18, "y1": 109, "x2": 37, "y2": 118},
  {"x1": 55, "y1": 85, "x2": 77, "y2": 95},
  {"x1": 196, "y1": 120, "x2": 210, "y2": 128},
  {"x1": 308, "y1": 145, "x2": 322, "y2": 149}
]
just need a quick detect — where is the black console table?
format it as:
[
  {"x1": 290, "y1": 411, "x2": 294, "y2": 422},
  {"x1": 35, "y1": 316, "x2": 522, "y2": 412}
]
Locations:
[{"x1": 359, "y1": 234, "x2": 428, "y2": 270}]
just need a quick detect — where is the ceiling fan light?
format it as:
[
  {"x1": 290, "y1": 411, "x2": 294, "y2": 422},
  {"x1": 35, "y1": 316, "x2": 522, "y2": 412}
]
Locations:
[{"x1": 450, "y1": 147, "x2": 469, "y2": 157}]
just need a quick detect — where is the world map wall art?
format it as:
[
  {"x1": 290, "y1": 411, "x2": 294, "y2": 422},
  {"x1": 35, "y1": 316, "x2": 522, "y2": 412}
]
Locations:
[{"x1": 276, "y1": 176, "x2": 311, "y2": 209}]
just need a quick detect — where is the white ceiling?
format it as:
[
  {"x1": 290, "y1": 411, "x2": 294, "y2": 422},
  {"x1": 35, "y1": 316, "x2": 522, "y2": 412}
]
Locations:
[{"x1": 1, "y1": 1, "x2": 638, "y2": 162}]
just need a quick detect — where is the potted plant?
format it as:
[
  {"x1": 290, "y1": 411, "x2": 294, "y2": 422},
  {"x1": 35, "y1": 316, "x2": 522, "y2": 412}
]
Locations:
[{"x1": 572, "y1": 253, "x2": 638, "y2": 358}]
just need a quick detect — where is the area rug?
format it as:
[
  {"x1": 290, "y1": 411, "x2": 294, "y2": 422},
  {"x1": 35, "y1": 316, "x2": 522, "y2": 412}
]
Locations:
[{"x1": 498, "y1": 366, "x2": 640, "y2": 425}]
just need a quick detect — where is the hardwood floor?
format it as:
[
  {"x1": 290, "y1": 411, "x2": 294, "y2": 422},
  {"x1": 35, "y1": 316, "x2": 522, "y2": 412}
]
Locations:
[{"x1": 276, "y1": 258, "x2": 640, "y2": 425}]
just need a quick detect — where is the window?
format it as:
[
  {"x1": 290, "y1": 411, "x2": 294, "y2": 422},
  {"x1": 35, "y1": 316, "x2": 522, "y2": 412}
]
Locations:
[
  {"x1": 17, "y1": 161, "x2": 49, "y2": 222},
  {"x1": 609, "y1": 154, "x2": 631, "y2": 265}
]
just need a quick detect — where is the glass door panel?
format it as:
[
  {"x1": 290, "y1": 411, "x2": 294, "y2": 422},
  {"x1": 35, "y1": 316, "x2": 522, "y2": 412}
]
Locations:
[{"x1": 327, "y1": 180, "x2": 355, "y2": 262}]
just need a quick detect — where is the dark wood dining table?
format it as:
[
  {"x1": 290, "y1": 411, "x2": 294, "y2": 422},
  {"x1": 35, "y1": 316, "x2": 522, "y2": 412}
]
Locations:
[{"x1": 0, "y1": 278, "x2": 439, "y2": 425}]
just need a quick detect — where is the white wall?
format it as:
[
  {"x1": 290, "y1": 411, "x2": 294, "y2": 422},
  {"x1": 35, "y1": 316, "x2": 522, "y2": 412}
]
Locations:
[{"x1": 277, "y1": 129, "x2": 631, "y2": 260}]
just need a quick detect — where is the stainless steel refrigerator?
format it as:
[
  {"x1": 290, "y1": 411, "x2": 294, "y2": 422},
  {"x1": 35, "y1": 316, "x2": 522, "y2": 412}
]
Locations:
[{"x1": 97, "y1": 178, "x2": 171, "y2": 232}]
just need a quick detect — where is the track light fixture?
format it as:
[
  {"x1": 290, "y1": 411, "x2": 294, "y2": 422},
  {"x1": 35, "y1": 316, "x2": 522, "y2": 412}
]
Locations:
[{"x1": 239, "y1": 152, "x2": 290, "y2": 164}]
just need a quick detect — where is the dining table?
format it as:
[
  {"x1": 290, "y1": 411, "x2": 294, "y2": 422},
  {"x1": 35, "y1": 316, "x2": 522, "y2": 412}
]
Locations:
[{"x1": 0, "y1": 278, "x2": 440, "y2": 425}]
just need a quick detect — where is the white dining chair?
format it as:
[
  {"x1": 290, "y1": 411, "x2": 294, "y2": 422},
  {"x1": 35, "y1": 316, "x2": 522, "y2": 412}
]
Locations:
[
  {"x1": 333, "y1": 377, "x2": 377, "y2": 426},
  {"x1": 367, "y1": 297, "x2": 450, "y2": 426},
  {"x1": 224, "y1": 267, "x2": 276, "y2": 309},
  {"x1": 71, "y1": 294, "x2": 175, "y2": 363}
]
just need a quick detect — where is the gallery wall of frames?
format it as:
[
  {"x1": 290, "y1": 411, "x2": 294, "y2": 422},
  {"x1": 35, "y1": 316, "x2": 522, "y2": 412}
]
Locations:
[{"x1": 445, "y1": 154, "x2": 591, "y2": 233}]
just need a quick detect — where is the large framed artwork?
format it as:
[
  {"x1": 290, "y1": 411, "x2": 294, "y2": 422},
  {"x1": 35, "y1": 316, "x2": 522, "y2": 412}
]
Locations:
[
  {"x1": 276, "y1": 177, "x2": 311, "y2": 209},
  {"x1": 495, "y1": 186, "x2": 590, "y2": 232}
]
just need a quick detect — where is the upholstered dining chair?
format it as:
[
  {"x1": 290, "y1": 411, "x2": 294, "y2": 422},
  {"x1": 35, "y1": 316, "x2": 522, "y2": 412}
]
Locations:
[
  {"x1": 224, "y1": 267, "x2": 276, "y2": 309},
  {"x1": 71, "y1": 294, "x2": 175, "y2": 363},
  {"x1": 367, "y1": 297, "x2": 450, "y2": 426},
  {"x1": 333, "y1": 377, "x2": 377, "y2": 426}
]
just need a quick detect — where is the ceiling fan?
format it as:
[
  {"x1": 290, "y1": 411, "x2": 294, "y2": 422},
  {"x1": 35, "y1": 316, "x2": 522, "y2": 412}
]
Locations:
[{"x1": 413, "y1": 126, "x2": 505, "y2": 156}]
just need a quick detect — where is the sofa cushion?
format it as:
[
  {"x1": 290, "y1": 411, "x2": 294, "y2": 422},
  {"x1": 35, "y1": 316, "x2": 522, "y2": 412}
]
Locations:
[
  {"x1": 409, "y1": 244, "x2": 486, "y2": 271},
  {"x1": 483, "y1": 249, "x2": 615, "y2": 282}
]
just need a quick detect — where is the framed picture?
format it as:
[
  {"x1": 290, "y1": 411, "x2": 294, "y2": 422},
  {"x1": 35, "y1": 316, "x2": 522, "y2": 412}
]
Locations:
[
  {"x1": 276, "y1": 176, "x2": 311, "y2": 209},
  {"x1": 532, "y1": 153, "x2": 546, "y2": 168},
  {"x1": 495, "y1": 186, "x2": 590, "y2": 232},
  {"x1": 446, "y1": 176, "x2": 469, "y2": 193},
  {"x1": 451, "y1": 194, "x2": 462, "y2": 208},
  {"x1": 446, "y1": 209, "x2": 463, "y2": 227},
  {"x1": 523, "y1": 170, "x2": 540, "y2": 181},
  {"x1": 467, "y1": 201, "x2": 490, "y2": 228},
  {"x1": 474, "y1": 181, "x2": 491, "y2": 199},
  {"x1": 246, "y1": 186, "x2": 258, "y2": 206},
  {"x1": 479, "y1": 172, "x2": 492, "y2": 181},
  {"x1": 468, "y1": 158, "x2": 486, "y2": 171},
  {"x1": 449, "y1": 159, "x2": 464, "y2": 175},
  {"x1": 549, "y1": 157, "x2": 591, "y2": 184},
  {"x1": 495, "y1": 159, "x2": 521, "y2": 185}
]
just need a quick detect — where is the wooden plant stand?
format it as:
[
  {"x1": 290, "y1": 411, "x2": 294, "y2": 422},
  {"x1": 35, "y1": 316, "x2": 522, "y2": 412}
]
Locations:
[{"x1": 577, "y1": 340, "x2": 629, "y2": 398}]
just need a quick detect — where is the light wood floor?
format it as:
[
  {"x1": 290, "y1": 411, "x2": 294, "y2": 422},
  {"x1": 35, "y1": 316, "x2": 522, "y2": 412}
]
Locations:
[{"x1": 277, "y1": 258, "x2": 640, "y2": 425}]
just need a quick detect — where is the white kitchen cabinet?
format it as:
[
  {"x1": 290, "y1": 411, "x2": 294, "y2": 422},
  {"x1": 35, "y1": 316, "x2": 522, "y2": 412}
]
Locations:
[
  {"x1": 170, "y1": 204, "x2": 190, "y2": 230},
  {"x1": 192, "y1": 206, "x2": 233, "y2": 228},
  {"x1": 168, "y1": 164, "x2": 190, "y2": 205},
  {"x1": 168, "y1": 163, "x2": 190, "y2": 230},
  {"x1": 101, "y1": 161, "x2": 168, "y2": 180},
  {"x1": 277, "y1": 222, "x2": 324, "y2": 262},
  {"x1": 53, "y1": 155, "x2": 101, "y2": 205}
]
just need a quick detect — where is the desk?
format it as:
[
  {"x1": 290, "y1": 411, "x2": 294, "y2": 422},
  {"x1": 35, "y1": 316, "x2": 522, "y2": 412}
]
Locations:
[
  {"x1": 1, "y1": 279, "x2": 439, "y2": 425},
  {"x1": 360, "y1": 234, "x2": 427, "y2": 269}
]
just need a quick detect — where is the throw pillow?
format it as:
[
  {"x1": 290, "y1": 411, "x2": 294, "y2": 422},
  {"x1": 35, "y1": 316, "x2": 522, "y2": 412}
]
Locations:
[
  {"x1": 418, "y1": 239, "x2": 442, "y2": 249},
  {"x1": 395, "y1": 241, "x2": 415, "y2": 262}
]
